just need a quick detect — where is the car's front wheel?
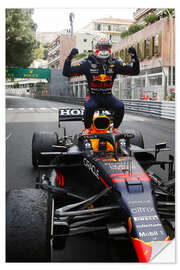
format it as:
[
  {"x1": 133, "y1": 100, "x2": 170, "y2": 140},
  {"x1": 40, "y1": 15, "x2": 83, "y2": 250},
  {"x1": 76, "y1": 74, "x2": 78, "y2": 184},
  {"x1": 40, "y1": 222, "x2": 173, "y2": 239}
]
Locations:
[{"x1": 6, "y1": 188, "x2": 54, "y2": 262}]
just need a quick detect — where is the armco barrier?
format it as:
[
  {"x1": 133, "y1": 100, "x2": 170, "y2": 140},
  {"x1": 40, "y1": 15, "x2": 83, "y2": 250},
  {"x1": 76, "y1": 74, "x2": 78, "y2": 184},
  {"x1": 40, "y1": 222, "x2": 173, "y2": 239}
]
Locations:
[
  {"x1": 123, "y1": 100, "x2": 175, "y2": 120},
  {"x1": 161, "y1": 101, "x2": 175, "y2": 120},
  {"x1": 34, "y1": 96, "x2": 175, "y2": 120}
]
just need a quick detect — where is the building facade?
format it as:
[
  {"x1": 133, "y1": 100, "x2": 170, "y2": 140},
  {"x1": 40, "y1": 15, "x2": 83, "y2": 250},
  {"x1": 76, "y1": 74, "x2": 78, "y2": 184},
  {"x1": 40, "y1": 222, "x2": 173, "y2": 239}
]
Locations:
[
  {"x1": 82, "y1": 17, "x2": 134, "y2": 44},
  {"x1": 111, "y1": 17, "x2": 175, "y2": 101},
  {"x1": 75, "y1": 32, "x2": 94, "y2": 53},
  {"x1": 133, "y1": 8, "x2": 167, "y2": 25},
  {"x1": 48, "y1": 34, "x2": 76, "y2": 70},
  {"x1": 69, "y1": 17, "x2": 175, "y2": 101},
  {"x1": 47, "y1": 17, "x2": 134, "y2": 70}
]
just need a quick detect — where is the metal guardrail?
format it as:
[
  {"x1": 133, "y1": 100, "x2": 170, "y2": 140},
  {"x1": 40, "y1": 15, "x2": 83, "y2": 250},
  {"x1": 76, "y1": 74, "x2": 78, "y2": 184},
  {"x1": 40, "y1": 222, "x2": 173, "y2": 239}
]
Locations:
[
  {"x1": 161, "y1": 101, "x2": 175, "y2": 120},
  {"x1": 123, "y1": 100, "x2": 175, "y2": 120},
  {"x1": 33, "y1": 96, "x2": 175, "y2": 120}
]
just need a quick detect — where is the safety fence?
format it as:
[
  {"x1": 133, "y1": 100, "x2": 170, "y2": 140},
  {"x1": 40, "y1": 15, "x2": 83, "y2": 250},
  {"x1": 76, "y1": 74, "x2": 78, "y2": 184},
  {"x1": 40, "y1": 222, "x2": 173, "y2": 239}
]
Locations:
[{"x1": 33, "y1": 95, "x2": 175, "y2": 120}]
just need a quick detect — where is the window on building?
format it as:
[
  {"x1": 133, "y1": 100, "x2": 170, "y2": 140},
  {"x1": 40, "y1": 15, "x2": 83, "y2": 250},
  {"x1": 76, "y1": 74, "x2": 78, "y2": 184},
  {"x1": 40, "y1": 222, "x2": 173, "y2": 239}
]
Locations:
[
  {"x1": 102, "y1": 24, "x2": 108, "y2": 31},
  {"x1": 108, "y1": 25, "x2": 111, "y2": 31},
  {"x1": 120, "y1": 49, "x2": 125, "y2": 62},
  {"x1": 153, "y1": 34, "x2": 159, "y2": 56},
  {"x1": 120, "y1": 50, "x2": 123, "y2": 61},
  {"x1": 142, "y1": 40, "x2": 146, "y2": 60},
  {"x1": 145, "y1": 39, "x2": 150, "y2": 58},
  {"x1": 83, "y1": 39, "x2": 87, "y2": 42},
  {"x1": 148, "y1": 75, "x2": 162, "y2": 86},
  {"x1": 95, "y1": 24, "x2": 101, "y2": 31},
  {"x1": 137, "y1": 42, "x2": 142, "y2": 60},
  {"x1": 125, "y1": 48, "x2": 128, "y2": 62},
  {"x1": 120, "y1": 26, "x2": 127, "y2": 31},
  {"x1": 113, "y1": 25, "x2": 119, "y2": 32}
]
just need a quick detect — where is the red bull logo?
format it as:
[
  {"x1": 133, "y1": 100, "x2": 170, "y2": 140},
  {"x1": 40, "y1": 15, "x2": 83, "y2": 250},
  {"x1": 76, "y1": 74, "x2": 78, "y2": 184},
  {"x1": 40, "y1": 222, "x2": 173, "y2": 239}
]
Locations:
[{"x1": 93, "y1": 74, "x2": 112, "y2": 82}]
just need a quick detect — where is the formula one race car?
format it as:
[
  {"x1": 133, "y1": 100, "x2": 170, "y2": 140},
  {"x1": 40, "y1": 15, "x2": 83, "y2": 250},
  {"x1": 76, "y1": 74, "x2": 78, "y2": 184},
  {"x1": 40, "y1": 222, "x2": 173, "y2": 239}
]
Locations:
[{"x1": 6, "y1": 108, "x2": 175, "y2": 262}]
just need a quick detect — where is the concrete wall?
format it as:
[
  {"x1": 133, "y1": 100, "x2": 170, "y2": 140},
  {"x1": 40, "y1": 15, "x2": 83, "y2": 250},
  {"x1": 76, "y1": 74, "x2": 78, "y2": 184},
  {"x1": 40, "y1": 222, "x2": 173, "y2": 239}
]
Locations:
[{"x1": 48, "y1": 69, "x2": 69, "y2": 96}]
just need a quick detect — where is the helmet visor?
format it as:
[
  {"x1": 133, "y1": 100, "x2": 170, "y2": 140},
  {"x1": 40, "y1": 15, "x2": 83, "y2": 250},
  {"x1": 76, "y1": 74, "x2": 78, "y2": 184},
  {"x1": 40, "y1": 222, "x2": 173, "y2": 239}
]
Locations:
[
  {"x1": 93, "y1": 116, "x2": 110, "y2": 130},
  {"x1": 96, "y1": 44, "x2": 112, "y2": 50}
]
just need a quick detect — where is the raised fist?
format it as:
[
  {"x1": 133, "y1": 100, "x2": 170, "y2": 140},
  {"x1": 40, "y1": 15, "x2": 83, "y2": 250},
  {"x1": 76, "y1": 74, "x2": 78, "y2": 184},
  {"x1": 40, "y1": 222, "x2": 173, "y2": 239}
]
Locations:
[
  {"x1": 128, "y1": 47, "x2": 137, "y2": 58},
  {"x1": 69, "y1": 48, "x2": 79, "y2": 59}
]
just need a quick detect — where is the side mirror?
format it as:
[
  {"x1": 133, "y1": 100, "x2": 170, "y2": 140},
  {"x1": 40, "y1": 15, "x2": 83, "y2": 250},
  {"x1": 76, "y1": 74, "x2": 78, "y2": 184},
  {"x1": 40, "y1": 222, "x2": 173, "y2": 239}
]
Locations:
[
  {"x1": 155, "y1": 142, "x2": 167, "y2": 151},
  {"x1": 155, "y1": 142, "x2": 167, "y2": 160}
]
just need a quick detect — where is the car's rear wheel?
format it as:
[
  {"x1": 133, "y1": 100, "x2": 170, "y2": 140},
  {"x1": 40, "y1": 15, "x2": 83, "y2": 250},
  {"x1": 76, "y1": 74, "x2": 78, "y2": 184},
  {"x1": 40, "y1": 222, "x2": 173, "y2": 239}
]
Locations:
[
  {"x1": 6, "y1": 188, "x2": 54, "y2": 262},
  {"x1": 32, "y1": 132, "x2": 58, "y2": 167}
]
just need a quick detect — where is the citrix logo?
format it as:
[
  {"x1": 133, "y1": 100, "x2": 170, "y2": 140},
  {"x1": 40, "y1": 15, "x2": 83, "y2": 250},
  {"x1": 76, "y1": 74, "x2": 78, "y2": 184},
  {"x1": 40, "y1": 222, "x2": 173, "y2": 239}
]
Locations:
[{"x1": 131, "y1": 207, "x2": 155, "y2": 214}]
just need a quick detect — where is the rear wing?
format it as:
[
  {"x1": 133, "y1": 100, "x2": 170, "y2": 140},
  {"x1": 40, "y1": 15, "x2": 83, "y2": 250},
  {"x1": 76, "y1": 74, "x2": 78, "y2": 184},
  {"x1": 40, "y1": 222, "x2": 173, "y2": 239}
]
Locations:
[{"x1": 58, "y1": 108, "x2": 112, "y2": 127}]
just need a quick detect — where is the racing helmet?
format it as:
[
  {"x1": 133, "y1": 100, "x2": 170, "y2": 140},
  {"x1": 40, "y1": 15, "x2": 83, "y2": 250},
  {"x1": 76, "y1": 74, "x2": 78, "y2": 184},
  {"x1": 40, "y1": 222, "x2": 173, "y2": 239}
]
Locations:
[
  {"x1": 93, "y1": 34, "x2": 112, "y2": 59},
  {"x1": 91, "y1": 112, "x2": 111, "y2": 133}
]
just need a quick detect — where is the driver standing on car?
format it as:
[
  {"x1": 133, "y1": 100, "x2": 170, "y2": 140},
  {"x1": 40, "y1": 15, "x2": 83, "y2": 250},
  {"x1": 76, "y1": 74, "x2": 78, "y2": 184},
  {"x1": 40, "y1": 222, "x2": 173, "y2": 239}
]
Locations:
[{"x1": 63, "y1": 34, "x2": 140, "y2": 135}]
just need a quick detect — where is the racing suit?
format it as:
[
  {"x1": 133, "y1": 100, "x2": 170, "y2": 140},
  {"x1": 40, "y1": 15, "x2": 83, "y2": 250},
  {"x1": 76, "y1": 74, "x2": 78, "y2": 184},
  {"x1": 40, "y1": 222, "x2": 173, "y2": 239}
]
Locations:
[{"x1": 63, "y1": 52, "x2": 140, "y2": 129}]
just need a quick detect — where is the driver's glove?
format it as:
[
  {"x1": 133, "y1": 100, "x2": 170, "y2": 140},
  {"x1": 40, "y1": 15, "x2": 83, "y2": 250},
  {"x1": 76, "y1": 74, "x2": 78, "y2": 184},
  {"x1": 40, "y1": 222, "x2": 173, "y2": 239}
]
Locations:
[
  {"x1": 68, "y1": 48, "x2": 79, "y2": 60},
  {"x1": 128, "y1": 47, "x2": 137, "y2": 60}
]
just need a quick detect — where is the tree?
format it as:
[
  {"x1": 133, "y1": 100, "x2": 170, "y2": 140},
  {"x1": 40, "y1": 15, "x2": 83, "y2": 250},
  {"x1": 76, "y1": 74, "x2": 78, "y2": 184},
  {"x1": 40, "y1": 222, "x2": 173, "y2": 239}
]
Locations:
[
  {"x1": 74, "y1": 52, "x2": 88, "y2": 60},
  {"x1": 144, "y1": 13, "x2": 159, "y2": 25},
  {"x1": 32, "y1": 43, "x2": 44, "y2": 60},
  {"x1": 128, "y1": 24, "x2": 144, "y2": 35},
  {"x1": 42, "y1": 43, "x2": 49, "y2": 60},
  {"x1": 6, "y1": 9, "x2": 38, "y2": 67},
  {"x1": 32, "y1": 42, "x2": 49, "y2": 60},
  {"x1": 121, "y1": 24, "x2": 144, "y2": 39},
  {"x1": 164, "y1": 8, "x2": 175, "y2": 17}
]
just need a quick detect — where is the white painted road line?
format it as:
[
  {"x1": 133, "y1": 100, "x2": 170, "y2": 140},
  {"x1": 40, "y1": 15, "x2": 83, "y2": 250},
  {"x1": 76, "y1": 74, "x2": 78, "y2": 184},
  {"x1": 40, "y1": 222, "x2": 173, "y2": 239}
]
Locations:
[{"x1": 6, "y1": 133, "x2": 12, "y2": 141}]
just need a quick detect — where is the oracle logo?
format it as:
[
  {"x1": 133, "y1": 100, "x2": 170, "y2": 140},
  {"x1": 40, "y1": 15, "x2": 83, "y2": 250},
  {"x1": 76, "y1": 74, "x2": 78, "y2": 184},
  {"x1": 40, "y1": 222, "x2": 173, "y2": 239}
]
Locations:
[{"x1": 83, "y1": 158, "x2": 99, "y2": 179}]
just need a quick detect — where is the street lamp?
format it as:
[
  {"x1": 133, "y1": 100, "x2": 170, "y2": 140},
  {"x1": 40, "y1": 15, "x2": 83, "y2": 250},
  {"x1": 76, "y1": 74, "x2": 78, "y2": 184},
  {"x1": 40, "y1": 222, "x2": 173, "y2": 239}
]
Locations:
[
  {"x1": 166, "y1": 9, "x2": 174, "y2": 88},
  {"x1": 69, "y1": 12, "x2": 75, "y2": 36}
]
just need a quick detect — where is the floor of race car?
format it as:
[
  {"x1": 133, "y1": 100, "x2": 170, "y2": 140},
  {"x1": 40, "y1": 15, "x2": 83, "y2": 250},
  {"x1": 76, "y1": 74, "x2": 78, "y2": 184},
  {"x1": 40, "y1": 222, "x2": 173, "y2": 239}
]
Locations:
[{"x1": 52, "y1": 234, "x2": 138, "y2": 262}]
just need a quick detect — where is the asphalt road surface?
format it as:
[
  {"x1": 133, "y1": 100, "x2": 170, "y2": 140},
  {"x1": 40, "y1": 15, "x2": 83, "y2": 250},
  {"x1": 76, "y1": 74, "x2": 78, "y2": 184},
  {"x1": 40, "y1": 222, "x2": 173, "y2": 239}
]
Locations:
[{"x1": 6, "y1": 95, "x2": 175, "y2": 262}]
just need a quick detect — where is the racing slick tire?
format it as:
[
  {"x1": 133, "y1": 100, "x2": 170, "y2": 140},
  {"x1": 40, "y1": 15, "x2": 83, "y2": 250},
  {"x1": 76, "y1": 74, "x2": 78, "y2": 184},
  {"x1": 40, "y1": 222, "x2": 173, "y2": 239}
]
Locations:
[
  {"x1": 32, "y1": 131, "x2": 58, "y2": 167},
  {"x1": 121, "y1": 128, "x2": 144, "y2": 148},
  {"x1": 6, "y1": 188, "x2": 53, "y2": 262}
]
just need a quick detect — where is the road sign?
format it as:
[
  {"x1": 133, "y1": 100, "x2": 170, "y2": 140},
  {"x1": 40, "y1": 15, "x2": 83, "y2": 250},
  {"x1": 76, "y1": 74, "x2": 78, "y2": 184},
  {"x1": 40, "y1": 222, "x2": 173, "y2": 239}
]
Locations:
[{"x1": 6, "y1": 68, "x2": 51, "y2": 79}]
